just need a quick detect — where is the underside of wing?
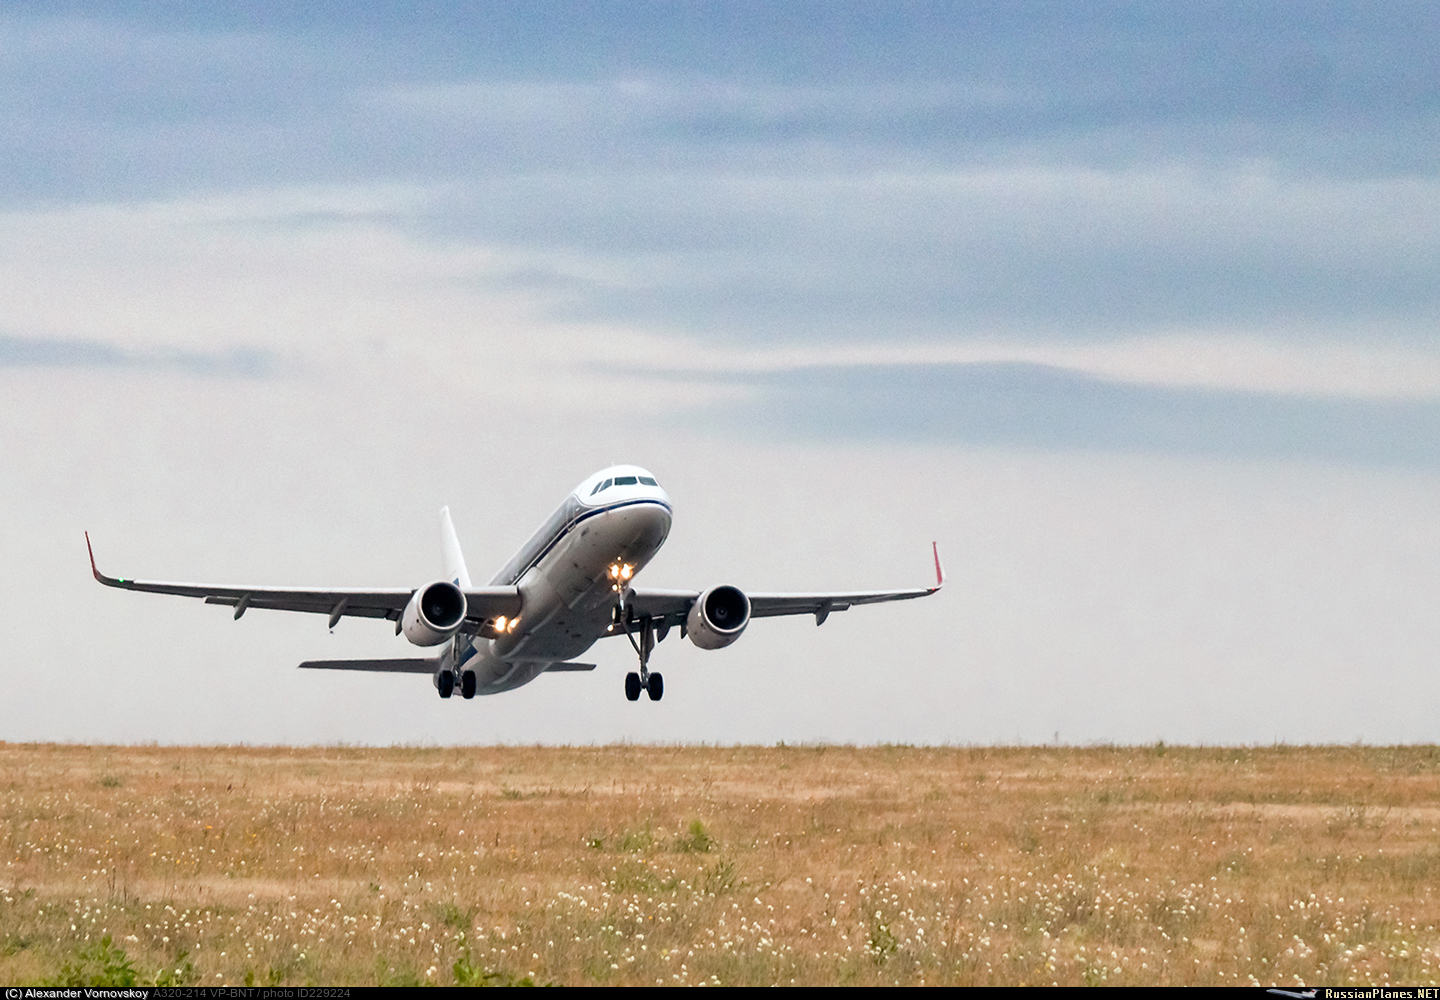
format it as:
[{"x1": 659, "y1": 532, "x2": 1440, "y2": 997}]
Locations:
[
  {"x1": 747, "y1": 586, "x2": 939, "y2": 619},
  {"x1": 87, "y1": 533, "x2": 520, "y2": 630},
  {"x1": 626, "y1": 542, "x2": 945, "y2": 628},
  {"x1": 629, "y1": 586, "x2": 939, "y2": 624},
  {"x1": 625, "y1": 587, "x2": 698, "y2": 622}
]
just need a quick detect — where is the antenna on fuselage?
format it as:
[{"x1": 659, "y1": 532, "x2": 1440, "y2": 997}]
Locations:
[{"x1": 439, "y1": 506, "x2": 472, "y2": 588}]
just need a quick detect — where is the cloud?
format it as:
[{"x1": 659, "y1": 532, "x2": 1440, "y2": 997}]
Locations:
[
  {"x1": 405, "y1": 164, "x2": 1440, "y2": 362},
  {"x1": 0, "y1": 333, "x2": 274, "y2": 376},
  {"x1": 4, "y1": 9, "x2": 1439, "y2": 355},
  {"x1": 642, "y1": 334, "x2": 1440, "y2": 400},
  {"x1": 4, "y1": 7, "x2": 1440, "y2": 461},
  {"x1": 694, "y1": 362, "x2": 1440, "y2": 466},
  {"x1": 5, "y1": 182, "x2": 1439, "y2": 467}
]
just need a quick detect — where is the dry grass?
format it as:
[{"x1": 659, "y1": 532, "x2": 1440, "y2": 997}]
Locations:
[{"x1": 2, "y1": 743, "x2": 1439, "y2": 986}]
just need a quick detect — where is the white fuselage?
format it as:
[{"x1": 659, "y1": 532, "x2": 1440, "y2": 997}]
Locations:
[{"x1": 453, "y1": 466, "x2": 672, "y2": 693}]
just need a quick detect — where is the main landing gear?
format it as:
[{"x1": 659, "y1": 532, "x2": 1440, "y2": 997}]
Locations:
[
  {"x1": 436, "y1": 666, "x2": 477, "y2": 700},
  {"x1": 625, "y1": 669, "x2": 663, "y2": 702},
  {"x1": 618, "y1": 605, "x2": 664, "y2": 702}
]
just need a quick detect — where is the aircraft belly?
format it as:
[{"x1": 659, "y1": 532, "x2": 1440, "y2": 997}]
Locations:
[
  {"x1": 503, "y1": 592, "x2": 613, "y2": 661},
  {"x1": 458, "y1": 642, "x2": 548, "y2": 694},
  {"x1": 494, "y1": 502, "x2": 670, "y2": 661}
]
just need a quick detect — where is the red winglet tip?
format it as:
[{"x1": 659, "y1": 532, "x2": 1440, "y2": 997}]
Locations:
[
  {"x1": 931, "y1": 541, "x2": 945, "y2": 588},
  {"x1": 84, "y1": 531, "x2": 106, "y2": 583}
]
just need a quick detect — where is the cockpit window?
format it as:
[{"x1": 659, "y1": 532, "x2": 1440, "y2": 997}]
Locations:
[{"x1": 590, "y1": 474, "x2": 658, "y2": 496}]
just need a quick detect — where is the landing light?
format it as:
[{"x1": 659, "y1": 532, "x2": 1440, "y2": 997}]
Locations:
[
  {"x1": 621, "y1": 564, "x2": 633, "y2": 580},
  {"x1": 494, "y1": 615, "x2": 507, "y2": 632}
]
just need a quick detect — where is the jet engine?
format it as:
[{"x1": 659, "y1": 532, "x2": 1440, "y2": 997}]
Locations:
[
  {"x1": 402, "y1": 581, "x2": 467, "y2": 646},
  {"x1": 686, "y1": 585, "x2": 751, "y2": 649}
]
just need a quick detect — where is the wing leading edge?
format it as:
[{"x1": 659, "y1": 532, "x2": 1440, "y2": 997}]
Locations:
[
  {"x1": 627, "y1": 542, "x2": 946, "y2": 627},
  {"x1": 86, "y1": 533, "x2": 521, "y2": 630}
]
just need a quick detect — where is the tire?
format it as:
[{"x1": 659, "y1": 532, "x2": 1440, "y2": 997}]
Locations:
[
  {"x1": 647, "y1": 672, "x2": 663, "y2": 701},
  {"x1": 625, "y1": 672, "x2": 642, "y2": 701},
  {"x1": 437, "y1": 669, "x2": 454, "y2": 699},
  {"x1": 460, "y1": 670, "x2": 477, "y2": 699}
]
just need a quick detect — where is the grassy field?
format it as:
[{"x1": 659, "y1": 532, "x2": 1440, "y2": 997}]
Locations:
[{"x1": 1, "y1": 743, "x2": 1438, "y2": 986}]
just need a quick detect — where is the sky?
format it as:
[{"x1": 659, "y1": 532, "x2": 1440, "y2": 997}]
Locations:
[{"x1": 2, "y1": 2, "x2": 1439, "y2": 745}]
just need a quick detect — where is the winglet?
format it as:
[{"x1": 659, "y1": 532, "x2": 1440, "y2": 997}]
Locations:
[
  {"x1": 931, "y1": 541, "x2": 945, "y2": 591},
  {"x1": 86, "y1": 531, "x2": 102, "y2": 582},
  {"x1": 85, "y1": 531, "x2": 120, "y2": 587}
]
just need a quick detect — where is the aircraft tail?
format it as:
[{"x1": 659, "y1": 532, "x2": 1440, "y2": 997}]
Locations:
[{"x1": 439, "y1": 506, "x2": 472, "y2": 588}]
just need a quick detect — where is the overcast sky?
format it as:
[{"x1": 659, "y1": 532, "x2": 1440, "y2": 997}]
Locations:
[{"x1": 2, "y1": 3, "x2": 1438, "y2": 745}]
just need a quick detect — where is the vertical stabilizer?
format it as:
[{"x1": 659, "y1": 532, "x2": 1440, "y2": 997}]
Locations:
[{"x1": 439, "y1": 506, "x2": 472, "y2": 588}]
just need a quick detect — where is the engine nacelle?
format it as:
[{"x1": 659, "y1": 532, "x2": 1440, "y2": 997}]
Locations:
[
  {"x1": 402, "y1": 581, "x2": 467, "y2": 646},
  {"x1": 686, "y1": 585, "x2": 751, "y2": 650}
]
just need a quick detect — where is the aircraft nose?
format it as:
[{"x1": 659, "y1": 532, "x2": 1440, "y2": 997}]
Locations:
[{"x1": 611, "y1": 501, "x2": 671, "y2": 556}]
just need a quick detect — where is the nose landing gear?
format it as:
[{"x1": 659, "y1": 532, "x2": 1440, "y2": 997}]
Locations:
[{"x1": 618, "y1": 604, "x2": 663, "y2": 702}]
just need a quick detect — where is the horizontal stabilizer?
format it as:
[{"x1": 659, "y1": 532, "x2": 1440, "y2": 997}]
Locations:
[
  {"x1": 545, "y1": 661, "x2": 596, "y2": 672},
  {"x1": 299, "y1": 657, "x2": 438, "y2": 673}
]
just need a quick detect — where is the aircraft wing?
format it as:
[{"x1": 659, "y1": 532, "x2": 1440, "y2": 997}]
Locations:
[
  {"x1": 86, "y1": 534, "x2": 521, "y2": 630},
  {"x1": 628, "y1": 542, "x2": 945, "y2": 627}
]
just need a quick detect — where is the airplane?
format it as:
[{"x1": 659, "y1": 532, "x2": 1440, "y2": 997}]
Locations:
[{"x1": 87, "y1": 465, "x2": 944, "y2": 701}]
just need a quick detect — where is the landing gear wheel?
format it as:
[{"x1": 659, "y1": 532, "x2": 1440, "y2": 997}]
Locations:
[
  {"x1": 646, "y1": 672, "x2": 663, "y2": 701},
  {"x1": 625, "y1": 672, "x2": 642, "y2": 701},
  {"x1": 437, "y1": 669, "x2": 455, "y2": 699},
  {"x1": 460, "y1": 670, "x2": 477, "y2": 699}
]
